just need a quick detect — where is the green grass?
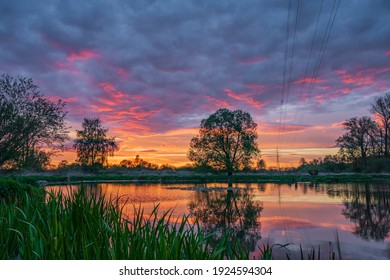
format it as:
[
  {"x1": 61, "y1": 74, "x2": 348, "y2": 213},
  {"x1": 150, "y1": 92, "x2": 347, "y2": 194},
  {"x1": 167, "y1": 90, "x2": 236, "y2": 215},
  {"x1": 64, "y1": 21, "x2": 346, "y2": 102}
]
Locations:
[
  {"x1": 0, "y1": 177, "x2": 44, "y2": 202},
  {"x1": 0, "y1": 188, "x2": 248, "y2": 260}
]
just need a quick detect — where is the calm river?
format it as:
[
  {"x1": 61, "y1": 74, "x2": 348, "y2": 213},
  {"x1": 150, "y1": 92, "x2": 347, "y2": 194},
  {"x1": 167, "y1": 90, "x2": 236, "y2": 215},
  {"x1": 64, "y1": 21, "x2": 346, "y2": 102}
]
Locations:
[{"x1": 47, "y1": 181, "x2": 390, "y2": 260}]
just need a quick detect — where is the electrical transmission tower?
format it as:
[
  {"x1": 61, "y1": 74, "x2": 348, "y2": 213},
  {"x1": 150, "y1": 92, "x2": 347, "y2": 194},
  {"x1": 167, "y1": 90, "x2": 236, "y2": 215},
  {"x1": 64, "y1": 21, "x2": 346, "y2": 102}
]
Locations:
[{"x1": 276, "y1": 148, "x2": 280, "y2": 171}]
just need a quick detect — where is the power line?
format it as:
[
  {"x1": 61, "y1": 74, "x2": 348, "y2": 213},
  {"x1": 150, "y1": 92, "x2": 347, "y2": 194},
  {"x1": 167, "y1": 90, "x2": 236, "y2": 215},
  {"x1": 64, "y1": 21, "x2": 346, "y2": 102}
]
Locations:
[
  {"x1": 277, "y1": 0, "x2": 302, "y2": 168},
  {"x1": 284, "y1": 0, "x2": 342, "y2": 153},
  {"x1": 287, "y1": 0, "x2": 324, "y2": 146},
  {"x1": 276, "y1": 0, "x2": 293, "y2": 169},
  {"x1": 282, "y1": 0, "x2": 302, "y2": 135},
  {"x1": 296, "y1": 0, "x2": 341, "y2": 137}
]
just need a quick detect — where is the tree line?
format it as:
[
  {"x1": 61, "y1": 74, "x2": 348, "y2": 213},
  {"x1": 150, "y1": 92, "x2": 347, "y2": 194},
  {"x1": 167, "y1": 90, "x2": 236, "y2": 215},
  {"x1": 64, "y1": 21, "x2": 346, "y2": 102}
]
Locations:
[
  {"x1": 1, "y1": 73, "x2": 389, "y2": 174},
  {"x1": 335, "y1": 93, "x2": 390, "y2": 172}
]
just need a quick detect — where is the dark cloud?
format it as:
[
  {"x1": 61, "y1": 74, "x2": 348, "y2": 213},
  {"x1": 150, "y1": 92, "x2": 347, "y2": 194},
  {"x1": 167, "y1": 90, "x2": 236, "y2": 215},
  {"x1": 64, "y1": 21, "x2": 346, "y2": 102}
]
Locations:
[{"x1": 1, "y1": 0, "x2": 390, "y2": 141}]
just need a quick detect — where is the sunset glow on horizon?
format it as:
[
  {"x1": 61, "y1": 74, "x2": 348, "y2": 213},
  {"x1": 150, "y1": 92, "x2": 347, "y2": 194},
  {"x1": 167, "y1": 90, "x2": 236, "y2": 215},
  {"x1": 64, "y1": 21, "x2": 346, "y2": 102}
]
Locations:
[{"x1": 2, "y1": 0, "x2": 390, "y2": 168}]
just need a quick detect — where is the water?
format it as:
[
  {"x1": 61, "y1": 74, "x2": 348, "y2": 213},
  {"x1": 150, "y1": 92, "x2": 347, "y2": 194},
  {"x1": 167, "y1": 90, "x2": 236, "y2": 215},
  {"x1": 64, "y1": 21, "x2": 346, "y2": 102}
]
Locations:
[{"x1": 46, "y1": 181, "x2": 390, "y2": 260}]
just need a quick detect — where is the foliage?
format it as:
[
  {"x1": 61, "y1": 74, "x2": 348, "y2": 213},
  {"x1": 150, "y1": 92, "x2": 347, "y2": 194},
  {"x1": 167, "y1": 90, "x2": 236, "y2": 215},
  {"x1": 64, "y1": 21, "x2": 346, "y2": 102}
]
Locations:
[
  {"x1": 188, "y1": 108, "x2": 260, "y2": 176},
  {"x1": 257, "y1": 159, "x2": 267, "y2": 171},
  {"x1": 297, "y1": 155, "x2": 349, "y2": 173},
  {"x1": 74, "y1": 118, "x2": 117, "y2": 169},
  {"x1": 0, "y1": 189, "x2": 248, "y2": 260},
  {"x1": 118, "y1": 155, "x2": 159, "y2": 170},
  {"x1": 0, "y1": 74, "x2": 68, "y2": 170},
  {"x1": 0, "y1": 178, "x2": 43, "y2": 202}
]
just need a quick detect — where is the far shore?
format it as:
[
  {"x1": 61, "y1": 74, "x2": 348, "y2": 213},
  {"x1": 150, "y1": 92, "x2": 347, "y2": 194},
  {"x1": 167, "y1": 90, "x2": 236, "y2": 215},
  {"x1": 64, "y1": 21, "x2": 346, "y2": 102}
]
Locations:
[{"x1": 3, "y1": 170, "x2": 390, "y2": 186}]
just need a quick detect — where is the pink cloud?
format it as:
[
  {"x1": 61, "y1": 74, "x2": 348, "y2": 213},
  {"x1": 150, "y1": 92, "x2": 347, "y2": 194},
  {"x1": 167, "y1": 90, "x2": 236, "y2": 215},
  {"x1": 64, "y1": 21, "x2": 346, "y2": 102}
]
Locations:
[
  {"x1": 330, "y1": 122, "x2": 344, "y2": 129},
  {"x1": 46, "y1": 96, "x2": 77, "y2": 104},
  {"x1": 99, "y1": 82, "x2": 125, "y2": 99},
  {"x1": 67, "y1": 50, "x2": 99, "y2": 62},
  {"x1": 110, "y1": 120, "x2": 152, "y2": 132},
  {"x1": 117, "y1": 68, "x2": 128, "y2": 79},
  {"x1": 335, "y1": 68, "x2": 390, "y2": 87},
  {"x1": 258, "y1": 122, "x2": 311, "y2": 135},
  {"x1": 294, "y1": 77, "x2": 326, "y2": 85},
  {"x1": 204, "y1": 95, "x2": 231, "y2": 108},
  {"x1": 53, "y1": 62, "x2": 78, "y2": 74},
  {"x1": 90, "y1": 105, "x2": 114, "y2": 112},
  {"x1": 385, "y1": 50, "x2": 390, "y2": 56},
  {"x1": 225, "y1": 88, "x2": 263, "y2": 109},
  {"x1": 247, "y1": 83, "x2": 267, "y2": 91}
]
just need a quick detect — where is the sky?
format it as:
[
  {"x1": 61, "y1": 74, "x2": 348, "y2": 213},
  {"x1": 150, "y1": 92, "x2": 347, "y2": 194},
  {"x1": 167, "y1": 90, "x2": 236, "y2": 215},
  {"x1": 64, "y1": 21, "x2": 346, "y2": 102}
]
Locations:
[{"x1": 1, "y1": 0, "x2": 390, "y2": 168}]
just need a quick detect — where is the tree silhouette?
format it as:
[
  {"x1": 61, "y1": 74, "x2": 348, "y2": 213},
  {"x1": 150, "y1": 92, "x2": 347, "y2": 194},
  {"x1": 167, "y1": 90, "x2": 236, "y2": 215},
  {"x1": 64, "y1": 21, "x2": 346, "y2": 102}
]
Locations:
[
  {"x1": 342, "y1": 183, "x2": 390, "y2": 241},
  {"x1": 0, "y1": 74, "x2": 68, "y2": 169},
  {"x1": 370, "y1": 92, "x2": 390, "y2": 157},
  {"x1": 74, "y1": 118, "x2": 117, "y2": 168},
  {"x1": 336, "y1": 116, "x2": 379, "y2": 169},
  {"x1": 188, "y1": 184, "x2": 263, "y2": 252},
  {"x1": 188, "y1": 108, "x2": 260, "y2": 176}
]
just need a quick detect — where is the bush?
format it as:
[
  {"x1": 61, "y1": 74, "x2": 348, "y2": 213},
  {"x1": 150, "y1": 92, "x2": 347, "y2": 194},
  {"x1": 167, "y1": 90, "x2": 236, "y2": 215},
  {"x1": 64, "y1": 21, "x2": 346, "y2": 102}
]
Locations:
[
  {"x1": 0, "y1": 178, "x2": 43, "y2": 202},
  {"x1": 365, "y1": 158, "x2": 390, "y2": 173}
]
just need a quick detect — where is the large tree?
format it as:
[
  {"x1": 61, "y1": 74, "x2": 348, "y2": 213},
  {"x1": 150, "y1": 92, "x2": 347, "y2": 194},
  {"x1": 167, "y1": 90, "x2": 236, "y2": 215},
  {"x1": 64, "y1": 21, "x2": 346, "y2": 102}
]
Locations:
[
  {"x1": 370, "y1": 92, "x2": 390, "y2": 157},
  {"x1": 188, "y1": 108, "x2": 260, "y2": 176},
  {"x1": 0, "y1": 74, "x2": 68, "y2": 169},
  {"x1": 74, "y1": 118, "x2": 117, "y2": 168}
]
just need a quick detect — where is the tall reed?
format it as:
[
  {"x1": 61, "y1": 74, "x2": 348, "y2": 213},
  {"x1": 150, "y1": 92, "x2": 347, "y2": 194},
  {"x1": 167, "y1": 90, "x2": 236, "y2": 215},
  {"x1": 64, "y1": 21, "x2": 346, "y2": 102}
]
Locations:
[{"x1": 0, "y1": 188, "x2": 248, "y2": 260}]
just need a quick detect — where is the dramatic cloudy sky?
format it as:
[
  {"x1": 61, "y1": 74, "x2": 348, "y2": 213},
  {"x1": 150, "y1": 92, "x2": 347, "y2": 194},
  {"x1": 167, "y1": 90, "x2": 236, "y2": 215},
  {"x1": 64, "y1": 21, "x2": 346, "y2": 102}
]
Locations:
[{"x1": 1, "y1": 0, "x2": 390, "y2": 167}]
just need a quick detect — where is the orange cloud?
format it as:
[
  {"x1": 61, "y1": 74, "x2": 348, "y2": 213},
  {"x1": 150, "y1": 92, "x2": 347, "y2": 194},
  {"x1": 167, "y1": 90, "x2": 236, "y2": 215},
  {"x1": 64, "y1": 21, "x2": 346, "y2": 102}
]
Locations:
[{"x1": 330, "y1": 122, "x2": 344, "y2": 129}]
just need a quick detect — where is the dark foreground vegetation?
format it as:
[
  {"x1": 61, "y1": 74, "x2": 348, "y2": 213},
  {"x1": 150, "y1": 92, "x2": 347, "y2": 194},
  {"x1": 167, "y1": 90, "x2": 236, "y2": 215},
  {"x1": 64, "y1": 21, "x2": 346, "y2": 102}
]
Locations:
[
  {"x1": 0, "y1": 178, "x2": 248, "y2": 260},
  {"x1": 0, "y1": 180, "x2": 249, "y2": 260},
  {"x1": 0, "y1": 177, "x2": 346, "y2": 260}
]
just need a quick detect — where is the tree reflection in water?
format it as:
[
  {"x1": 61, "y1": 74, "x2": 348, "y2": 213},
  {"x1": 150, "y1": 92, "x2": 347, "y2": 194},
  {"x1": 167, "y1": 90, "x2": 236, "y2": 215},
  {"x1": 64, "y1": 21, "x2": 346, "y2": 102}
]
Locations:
[
  {"x1": 188, "y1": 183, "x2": 263, "y2": 252},
  {"x1": 342, "y1": 183, "x2": 390, "y2": 241}
]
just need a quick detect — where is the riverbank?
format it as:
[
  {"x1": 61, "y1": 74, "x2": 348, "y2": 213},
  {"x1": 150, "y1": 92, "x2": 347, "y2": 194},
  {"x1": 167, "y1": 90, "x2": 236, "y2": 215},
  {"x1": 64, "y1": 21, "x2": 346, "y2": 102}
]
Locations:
[{"x1": 4, "y1": 170, "x2": 390, "y2": 186}]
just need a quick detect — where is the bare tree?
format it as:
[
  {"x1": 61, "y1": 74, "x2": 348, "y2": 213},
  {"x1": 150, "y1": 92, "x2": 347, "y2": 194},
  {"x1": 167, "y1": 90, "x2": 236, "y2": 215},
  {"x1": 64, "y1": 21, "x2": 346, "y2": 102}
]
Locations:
[
  {"x1": 336, "y1": 116, "x2": 379, "y2": 168},
  {"x1": 370, "y1": 92, "x2": 390, "y2": 157}
]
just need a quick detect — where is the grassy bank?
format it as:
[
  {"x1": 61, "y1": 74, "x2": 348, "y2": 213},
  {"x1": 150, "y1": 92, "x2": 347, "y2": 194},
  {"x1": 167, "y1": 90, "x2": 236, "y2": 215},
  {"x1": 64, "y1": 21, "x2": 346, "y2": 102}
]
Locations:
[
  {"x1": 5, "y1": 171, "x2": 390, "y2": 186},
  {"x1": 0, "y1": 184, "x2": 248, "y2": 260}
]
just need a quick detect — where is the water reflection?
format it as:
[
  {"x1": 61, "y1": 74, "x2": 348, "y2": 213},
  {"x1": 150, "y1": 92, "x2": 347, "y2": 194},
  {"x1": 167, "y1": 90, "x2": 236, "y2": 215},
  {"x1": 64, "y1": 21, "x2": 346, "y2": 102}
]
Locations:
[
  {"x1": 342, "y1": 183, "x2": 390, "y2": 241},
  {"x1": 188, "y1": 183, "x2": 263, "y2": 252},
  {"x1": 46, "y1": 181, "x2": 390, "y2": 259}
]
